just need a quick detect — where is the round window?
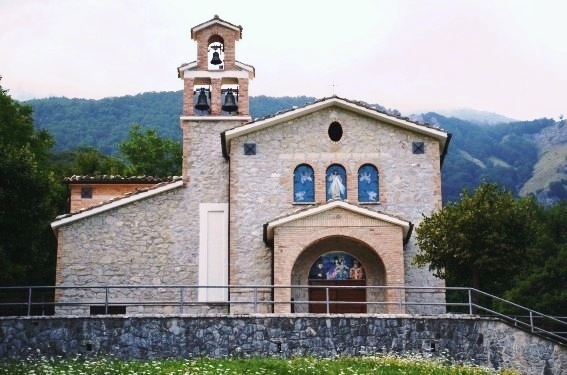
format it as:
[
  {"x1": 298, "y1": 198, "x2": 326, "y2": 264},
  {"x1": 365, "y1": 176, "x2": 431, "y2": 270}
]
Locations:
[{"x1": 328, "y1": 122, "x2": 343, "y2": 142}]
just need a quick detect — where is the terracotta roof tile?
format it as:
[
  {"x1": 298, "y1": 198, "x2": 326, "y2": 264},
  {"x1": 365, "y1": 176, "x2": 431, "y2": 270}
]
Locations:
[
  {"x1": 190, "y1": 15, "x2": 243, "y2": 39},
  {"x1": 63, "y1": 175, "x2": 180, "y2": 184},
  {"x1": 54, "y1": 177, "x2": 183, "y2": 220},
  {"x1": 227, "y1": 95, "x2": 445, "y2": 133}
]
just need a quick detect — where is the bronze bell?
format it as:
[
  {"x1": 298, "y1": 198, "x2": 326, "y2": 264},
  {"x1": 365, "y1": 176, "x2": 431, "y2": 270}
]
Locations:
[
  {"x1": 222, "y1": 89, "x2": 238, "y2": 113},
  {"x1": 195, "y1": 88, "x2": 210, "y2": 111},
  {"x1": 210, "y1": 51, "x2": 222, "y2": 65}
]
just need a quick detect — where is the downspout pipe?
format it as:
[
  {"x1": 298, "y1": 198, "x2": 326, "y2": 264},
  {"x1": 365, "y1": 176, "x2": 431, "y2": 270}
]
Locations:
[{"x1": 222, "y1": 131, "x2": 231, "y2": 312}]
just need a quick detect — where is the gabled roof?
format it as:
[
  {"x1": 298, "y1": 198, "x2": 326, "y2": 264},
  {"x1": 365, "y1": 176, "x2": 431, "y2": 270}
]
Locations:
[
  {"x1": 263, "y1": 200, "x2": 413, "y2": 245},
  {"x1": 191, "y1": 15, "x2": 243, "y2": 39},
  {"x1": 221, "y1": 96, "x2": 451, "y2": 162},
  {"x1": 51, "y1": 178, "x2": 184, "y2": 230},
  {"x1": 64, "y1": 175, "x2": 180, "y2": 184}
]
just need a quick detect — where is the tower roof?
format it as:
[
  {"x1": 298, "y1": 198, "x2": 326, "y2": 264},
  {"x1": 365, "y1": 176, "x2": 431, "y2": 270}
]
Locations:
[{"x1": 191, "y1": 15, "x2": 243, "y2": 40}]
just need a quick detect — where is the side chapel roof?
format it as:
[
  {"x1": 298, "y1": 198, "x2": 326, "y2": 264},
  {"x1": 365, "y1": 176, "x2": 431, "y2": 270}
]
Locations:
[
  {"x1": 222, "y1": 96, "x2": 451, "y2": 163},
  {"x1": 64, "y1": 175, "x2": 179, "y2": 184},
  {"x1": 51, "y1": 177, "x2": 184, "y2": 230}
]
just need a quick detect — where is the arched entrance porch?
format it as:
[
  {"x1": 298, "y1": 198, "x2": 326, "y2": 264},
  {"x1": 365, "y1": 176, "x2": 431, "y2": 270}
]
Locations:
[
  {"x1": 290, "y1": 236, "x2": 386, "y2": 313},
  {"x1": 264, "y1": 202, "x2": 411, "y2": 314}
]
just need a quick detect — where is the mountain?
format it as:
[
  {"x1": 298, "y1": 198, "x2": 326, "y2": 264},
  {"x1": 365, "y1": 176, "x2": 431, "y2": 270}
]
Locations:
[
  {"x1": 23, "y1": 92, "x2": 567, "y2": 205},
  {"x1": 429, "y1": 107, "x2": 518, "y2": 125},
  {"x1": 26, "y1": 92, "x2": 184, "y2": 154},
  {"x1": 519, "y1": 122, "x2": 567, "y2": 204},
  {"x1": 415, "y1": 113, "x2": 567, "y2": 204},
  {"x1": 25, "y1": 92, "x2": 317, "y2": 154}
]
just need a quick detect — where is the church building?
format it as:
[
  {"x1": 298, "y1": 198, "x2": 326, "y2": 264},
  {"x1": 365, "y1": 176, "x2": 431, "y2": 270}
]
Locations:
[{"x1": 51, "y1": 16, "x2": 451, "y2": 315}]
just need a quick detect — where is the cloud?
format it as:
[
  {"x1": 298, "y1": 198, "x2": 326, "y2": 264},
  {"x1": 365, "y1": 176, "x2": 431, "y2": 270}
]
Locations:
[{"x1": 1, "y1": 0, "x2": 565, "y2": 120}]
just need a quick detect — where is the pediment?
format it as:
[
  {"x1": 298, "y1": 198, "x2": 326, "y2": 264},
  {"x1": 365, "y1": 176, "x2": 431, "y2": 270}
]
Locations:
[
  {"x1": 222, "y1": 96, "x2": 450, "y2": 160},
  {"x1": 263, "y1": 200, "x2": 413, "y2": 244}
]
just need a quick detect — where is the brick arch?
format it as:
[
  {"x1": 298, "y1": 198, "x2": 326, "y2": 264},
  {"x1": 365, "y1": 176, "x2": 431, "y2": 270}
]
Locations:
[
  {"x1": 289, "y1": 235, "x2": 388, "y2": 313},
  {"x1": 272, "y1": 212, "x2": 405, "y2": 313},
  {"x1": 291, "y1": 235, "x2": 385, "y2": 286}
]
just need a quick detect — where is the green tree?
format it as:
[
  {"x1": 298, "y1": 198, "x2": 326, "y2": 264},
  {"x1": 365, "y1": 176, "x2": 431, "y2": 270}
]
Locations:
[
  {"x1": 502, "y1": 201, "x2": 567, "y2": 315},
  {"x1": 413, "y1": 182, "x2": 542, "y2": 298},
  {"x1": 0, "y1": 77, "x2": 62, "y2": 285},
  {"x1": 119, "y1": 124, "x2": 182, "y2": 177},
  {"x1": 52, "y1": 147, "x2": 127, "y2": 176}
]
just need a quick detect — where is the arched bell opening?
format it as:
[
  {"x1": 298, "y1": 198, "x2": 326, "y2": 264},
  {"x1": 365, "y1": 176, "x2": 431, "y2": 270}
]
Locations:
[
  {"x1": 207, "y1": 35, "x2": 225, "y2": 70},
  {"x1": 193, "y1": 85, "x2": 211, "y2": 115},
  {"x1": 290, "y1": 235, "x2": 386, "y2": 314},
  {"x1": 221, "y1": 79, "x2": 239, "y2": 115}
]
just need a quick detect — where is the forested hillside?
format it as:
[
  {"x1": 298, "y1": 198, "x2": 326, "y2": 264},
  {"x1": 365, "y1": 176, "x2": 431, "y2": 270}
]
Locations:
[
  {"x1": 25, "y1": 92, "x2": 317, "y2": 154},
  {"x1": 415, "y1": 113, "x2": 566, "y2": 203},
  {"x1": 6, "y1": 82, "x2": 565, "y2": 314},
  {"x1": 24, "y1": 92, "x2": 567, "y2": 204}
]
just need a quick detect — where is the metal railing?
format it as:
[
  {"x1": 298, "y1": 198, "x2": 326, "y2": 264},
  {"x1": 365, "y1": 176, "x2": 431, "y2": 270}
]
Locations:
[{"x1": 0, "y1": 284, "x2": 565, "y2": 344}]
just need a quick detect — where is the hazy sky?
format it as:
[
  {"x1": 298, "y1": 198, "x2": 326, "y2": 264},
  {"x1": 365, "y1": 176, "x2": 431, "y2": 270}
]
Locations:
[{"x1": 1, "y1": 0, "x2": 565, "y2": 120}]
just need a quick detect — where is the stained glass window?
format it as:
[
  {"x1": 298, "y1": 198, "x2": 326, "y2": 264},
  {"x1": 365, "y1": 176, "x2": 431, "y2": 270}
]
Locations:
[
  {"x1": 326, "y1": 164, "x2": 347, "y2": 201},
  {"x1": 293, "y1": 164, "x2": 315, "y2": 202},
  {"x1": 358, "y1": 164, "x2": 379, "y2": 202}
]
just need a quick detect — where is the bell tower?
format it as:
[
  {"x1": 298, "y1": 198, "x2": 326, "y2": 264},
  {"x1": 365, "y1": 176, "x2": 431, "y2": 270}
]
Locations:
[
  {"x1": 177, "y1": 16, "x2": 255, "y2": 304},
  {"x1": 177, "y1": 16, "x2": 255, "y2": 185},
  {"x1": 178, "y1": 15, "x2": 255, "y2": 118}
]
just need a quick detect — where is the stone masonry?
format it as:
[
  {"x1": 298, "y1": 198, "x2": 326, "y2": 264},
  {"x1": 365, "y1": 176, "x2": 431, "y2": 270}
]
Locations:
[
  {"x1": 53, "y1": 16, "x2": 448, "y2": 317},
  {"x1": 1, "y1": 315, "x2": 564, "y2": 374},
  {"x1": 55, "y1": 187, "x2": 199, "y2": 315},
  {"x1": 228, "y1": 106, "x2": 445, "y2": 313}
]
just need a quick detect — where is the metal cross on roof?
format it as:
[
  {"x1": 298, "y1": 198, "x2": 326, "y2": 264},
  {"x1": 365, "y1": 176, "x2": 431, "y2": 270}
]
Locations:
[{"x1": 331, "y1": 82, "x2": 339, "y2": 95}]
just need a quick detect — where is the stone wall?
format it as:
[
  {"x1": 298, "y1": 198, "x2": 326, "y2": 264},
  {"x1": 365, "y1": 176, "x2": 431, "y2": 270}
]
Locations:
[
  {"x1": 54, "y1": 116, "x2": 242, "y2": 315},
  {"x1": 54, "y1": 104, "x2": 446, "y2": 316},
  {"x1": 1, "y1": 315, "x2": 564, "y2": 374},
  {"x1": 55, "y1": 186, "x2": 204, "y2": 315},
  {"x1": 229, "y1": 107, "x2": 445, "y2": 310}
]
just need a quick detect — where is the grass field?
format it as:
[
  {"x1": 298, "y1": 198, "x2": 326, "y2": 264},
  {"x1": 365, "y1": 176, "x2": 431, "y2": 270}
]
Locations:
[{"x1": 0, "y1": 353, "x2": 518, "y2": 374}]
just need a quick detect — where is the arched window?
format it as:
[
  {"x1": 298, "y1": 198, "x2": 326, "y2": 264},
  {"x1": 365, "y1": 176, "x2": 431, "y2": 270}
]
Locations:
[
  {"x1": 293, "y1": 164, "x2": 315, "y2": 202},
  {"x1": 326, "y1": 164, "x2": 347, "y2": 201},
  {"x1": 207, "y1": 37, "x2": 225, "y2": 70},
  {"x1": 358, "y1": 164, "x2": 379, "y2": 202}
]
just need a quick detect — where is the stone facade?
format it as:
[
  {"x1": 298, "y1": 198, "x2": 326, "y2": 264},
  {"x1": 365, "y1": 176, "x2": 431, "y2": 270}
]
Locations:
[
  {"x1": 228, "y1": 107, "x2": 446, "y2": 314},
  {"x1": 1, "y1": 315, "x2": 565, "y2": 374},
  {"x1": 52, "y1": 16, "x2": 449, "y2": 316},
  {"x1": 56, "y1": 187, "x2": 198, "y2": 315}
]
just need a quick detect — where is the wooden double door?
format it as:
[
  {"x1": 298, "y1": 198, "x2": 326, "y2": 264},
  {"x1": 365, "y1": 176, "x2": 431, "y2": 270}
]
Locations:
[{"x1": 308, "y1": 280, "x2": 366, "y2": 313}]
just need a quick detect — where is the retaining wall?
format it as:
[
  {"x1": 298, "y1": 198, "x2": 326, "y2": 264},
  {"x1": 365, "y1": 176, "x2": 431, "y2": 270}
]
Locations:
[{"x1": 1, "y1": 314, "x2": 565, "y2": 374}]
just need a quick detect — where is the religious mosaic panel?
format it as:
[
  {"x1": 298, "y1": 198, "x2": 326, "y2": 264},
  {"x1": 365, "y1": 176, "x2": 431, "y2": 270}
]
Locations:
[{"x1": 309, "y1": 252, "x2": 365, "y2": 280}]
